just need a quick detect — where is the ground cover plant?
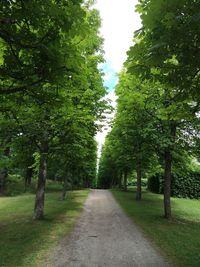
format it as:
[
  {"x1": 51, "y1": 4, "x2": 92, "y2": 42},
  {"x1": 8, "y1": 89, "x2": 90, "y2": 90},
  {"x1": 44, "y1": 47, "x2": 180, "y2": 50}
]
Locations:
[
  {"x1": 0, "y1": 190, "x2": 89, "y2": 267},
  {"x1": 112, "y1": 189, "x2": 200, "y2": 267}
]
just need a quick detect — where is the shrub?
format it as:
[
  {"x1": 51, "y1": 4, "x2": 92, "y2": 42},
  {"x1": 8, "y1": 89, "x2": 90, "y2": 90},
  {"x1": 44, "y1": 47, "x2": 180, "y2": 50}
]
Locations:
[
  {"x1": 128, "y1": 179, "x2": 147, "y2": 187},
  {"x1": 148, "y1": 171, "x2": 200, "y2": 199},
  {"x1": 171, "y1": 172, "x2": 200, "y2": 199}
]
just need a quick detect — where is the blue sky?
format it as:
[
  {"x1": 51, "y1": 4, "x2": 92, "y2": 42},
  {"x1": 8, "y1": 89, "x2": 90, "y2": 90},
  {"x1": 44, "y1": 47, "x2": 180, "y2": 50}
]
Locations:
[
  {"x1": 101, "y1": 62, "x2": 118, "y2": 92},
  {"x1": 95, "y1": 0, "x2": 141, "y2": 93}
]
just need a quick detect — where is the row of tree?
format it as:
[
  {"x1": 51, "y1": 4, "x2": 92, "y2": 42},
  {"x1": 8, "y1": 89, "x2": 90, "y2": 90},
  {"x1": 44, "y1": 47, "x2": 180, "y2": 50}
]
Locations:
[
  {"x1": 0, "y1": 1, "x2": 106, "y2": 219},
  {"x1": 98, "y1": 0, "x2": 200, "y2": 219}
]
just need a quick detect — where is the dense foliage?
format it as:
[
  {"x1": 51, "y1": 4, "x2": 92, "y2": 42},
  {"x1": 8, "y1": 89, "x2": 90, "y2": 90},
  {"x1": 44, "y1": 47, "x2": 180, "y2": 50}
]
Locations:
[
  {"x1": 148, "y1": 171, "x2": 200, "y2": 199},
  {"x1": 98, "y1": 0, "x2": 200, "y2": 219},
  {"x1": 0, "y1": 0, "x2": 106, "y2": 219}
]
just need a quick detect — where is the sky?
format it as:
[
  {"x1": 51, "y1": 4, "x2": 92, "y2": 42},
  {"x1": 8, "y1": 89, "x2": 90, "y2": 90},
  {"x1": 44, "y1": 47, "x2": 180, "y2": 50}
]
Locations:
[
  {"x1": 95, "y1": 0, "x2": 141, "y2": 91},
  {"x1": 94, "y1": 0, "x2": 142, "y2": 161}
]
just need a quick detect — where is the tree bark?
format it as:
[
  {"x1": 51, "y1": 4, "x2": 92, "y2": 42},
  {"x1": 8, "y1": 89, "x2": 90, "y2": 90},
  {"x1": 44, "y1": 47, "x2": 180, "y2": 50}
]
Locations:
[
  {"x1": 34, "y1": 144, "x2": 48, "y2": 220},
  {"x1": 164, "y1": 149, "x2": 172, "y2": 219},
  {"x1": 119, "y1": 171, "x2": 123, "y2": 189},
  {"x1": 24, "y1": 167, "x2": 33, "y2": 192},
  {"x1": 0, "y1": 141, "x2": 10, "y2": 194},
  {"x1": 163, "y1": 123, "x2": 176, "y2": 220},
  {"x1": 62, "y1": 178, "x2": 67, "y2": 200},
  {"x1": 123, "y1": 170, "x2": 128, "y2": 192},
  {"x1": 62, "y1": 171, "x2": 71, "y2": 200},
  {"x1": 0, "y1": 169, "x2": 8, "y2": 194},
  {"x1": 136, "y1": 159, "x2": 142, "y2": 201}
]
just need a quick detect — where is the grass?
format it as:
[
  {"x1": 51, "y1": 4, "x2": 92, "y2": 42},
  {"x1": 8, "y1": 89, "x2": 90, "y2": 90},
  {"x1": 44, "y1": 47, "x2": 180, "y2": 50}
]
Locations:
[
  {"x1": 111, "y1": 189, "x2": 200, "y2": 267},
  {"x1": 5, "y1": 176, "x2": 63, "y2": 196},
  {"x1": 0, "y1": 189, "x2": 89, "y2": 267}
]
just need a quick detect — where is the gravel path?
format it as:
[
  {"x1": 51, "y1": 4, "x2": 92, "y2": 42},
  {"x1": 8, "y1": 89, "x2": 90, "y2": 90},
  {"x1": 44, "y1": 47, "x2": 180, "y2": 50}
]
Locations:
[{"x1": 48, "y1": 190, "x2": 170, "y2": 267}]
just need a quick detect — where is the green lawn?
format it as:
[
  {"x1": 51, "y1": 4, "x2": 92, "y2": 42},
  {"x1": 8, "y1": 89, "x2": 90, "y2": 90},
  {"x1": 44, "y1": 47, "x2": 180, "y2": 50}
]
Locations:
[
  {"x1": 111, "y1": 189, "x2": 200, "y2": 267},
  {"x1": 0, "y1": 190, "x2": 89, "y2": 267},
  {"x1": 5, "y1": 177, "x2": 64, "y2": 196}
]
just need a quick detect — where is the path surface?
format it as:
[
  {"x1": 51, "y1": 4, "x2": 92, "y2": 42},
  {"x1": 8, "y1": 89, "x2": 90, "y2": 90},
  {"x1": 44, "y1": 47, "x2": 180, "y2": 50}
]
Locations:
[{"x1": 48, "y1": 190, "x2": 170, "y2": 267}]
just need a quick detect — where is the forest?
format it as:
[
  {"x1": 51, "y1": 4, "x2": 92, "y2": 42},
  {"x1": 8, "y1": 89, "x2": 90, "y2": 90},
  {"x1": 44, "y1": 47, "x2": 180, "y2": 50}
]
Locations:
[{"x1": 0, "y1": 0, "x2": 200, "y2": 266}]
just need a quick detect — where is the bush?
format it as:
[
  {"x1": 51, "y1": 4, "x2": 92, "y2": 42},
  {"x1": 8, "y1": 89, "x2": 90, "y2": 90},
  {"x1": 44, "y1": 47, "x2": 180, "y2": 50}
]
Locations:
[
  {"x1": 148, "y1": 171, "x2": 200, "y2": 199},
  {"x1": 128, "y1": 179, "x2": 147, "y2": 187},
  {"x1": 171, "y1": 172, "x2": 200, "y2": 199}
]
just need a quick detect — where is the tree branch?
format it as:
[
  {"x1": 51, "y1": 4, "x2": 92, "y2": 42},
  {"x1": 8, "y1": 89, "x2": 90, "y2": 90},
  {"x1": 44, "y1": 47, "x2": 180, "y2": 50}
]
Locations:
[{"x1": 0, "y1": 79, "x2": 44, "y2": 95}]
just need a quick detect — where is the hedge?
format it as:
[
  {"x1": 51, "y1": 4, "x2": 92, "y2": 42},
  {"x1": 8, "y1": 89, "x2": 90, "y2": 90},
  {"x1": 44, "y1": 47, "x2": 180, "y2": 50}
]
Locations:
[{"x1": 148, "y1": 171, "x2": 200, "y2": 199}]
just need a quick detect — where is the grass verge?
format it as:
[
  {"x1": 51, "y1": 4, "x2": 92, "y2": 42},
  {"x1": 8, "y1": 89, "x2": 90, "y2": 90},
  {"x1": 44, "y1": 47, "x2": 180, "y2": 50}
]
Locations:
[
  {"x1": 0, "y1": 190, "x2": 89, "y2": 267},
  {"x1": 111, "y1": 189, "x2": 200, "y2": 267}
]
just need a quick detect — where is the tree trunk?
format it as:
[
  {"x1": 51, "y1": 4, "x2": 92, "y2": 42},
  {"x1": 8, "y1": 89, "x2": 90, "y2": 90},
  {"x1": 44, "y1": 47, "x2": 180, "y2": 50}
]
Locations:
[
  {"x1": 163, "y1": 123, "x2": 176, "y2": 220},
  {"x1": 62, "y1": 178, "x2": 67, "y2": 200},
  {"x1": 34, "y1": 144, "x2": 48, "y2": 220},
  {"x1": 24, "y1": 167, "x2": 33, "y2": 192},
  {"x1": 62, "y1": 173, "x2": 69, "y2": 200},
  {"x1": 0, "y1": 169, "x2": 8, "y2": 194},
  {"x1": 62, "y1": 171, "x2": 72, "y2": 200},
  {"x1": 118, "y1": 171, "x2": 123, "y2": 189},
  {"x1": 123, "y1": 170, "x2": 128, "y2": 192},
  {"x1": 164, "y1": 149, "x2": 172, "y2": 219},
  {"x1": 0, "y1": 142, "x2": 10, "y2": 194},
  {"x1": 136, "y1": 159, "x2": 142, "y2": 201}
]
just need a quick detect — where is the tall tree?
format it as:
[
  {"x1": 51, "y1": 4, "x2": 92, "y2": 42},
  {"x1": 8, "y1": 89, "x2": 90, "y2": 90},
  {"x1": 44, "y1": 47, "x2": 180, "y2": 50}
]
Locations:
[
  {"x1": 125, "y1": 0, "x2": 200, "y2": 219},
  {"x1": 0, "y1": 1, "x2": 106, "y2": 220}
]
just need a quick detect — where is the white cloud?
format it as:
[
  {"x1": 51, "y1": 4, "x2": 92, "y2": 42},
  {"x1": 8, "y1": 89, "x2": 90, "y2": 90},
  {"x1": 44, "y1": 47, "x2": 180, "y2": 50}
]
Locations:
[
  {"x1": 107, "y1": 90, "x2": 118, "y2": 109},
  {"x1": 95, "y1": 0, "x2": 141, "y2": 72}
]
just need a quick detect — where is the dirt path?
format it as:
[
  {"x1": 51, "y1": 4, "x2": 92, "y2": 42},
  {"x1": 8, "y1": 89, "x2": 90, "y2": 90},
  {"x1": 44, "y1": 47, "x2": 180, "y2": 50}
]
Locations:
[{"x1": 48, "y1": 190, "x2": 170, "y2": 267}]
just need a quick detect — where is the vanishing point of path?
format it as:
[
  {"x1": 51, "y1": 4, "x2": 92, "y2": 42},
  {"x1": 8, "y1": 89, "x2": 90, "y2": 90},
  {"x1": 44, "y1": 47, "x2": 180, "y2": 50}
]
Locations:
[{"x1": 48, "y1": 190, "x2": 170, "y2": 267}]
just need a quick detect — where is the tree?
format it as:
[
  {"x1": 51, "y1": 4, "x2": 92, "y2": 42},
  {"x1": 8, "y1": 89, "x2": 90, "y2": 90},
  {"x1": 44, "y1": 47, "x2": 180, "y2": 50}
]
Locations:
[
  {"x1": 0, "y1": 1, "x2": 106, "y2": 220},
  {"x1": 0, "y1": 0, "x2": 85, "y2": 95},
  {"x1": 124, "y1": 0, "x2": 200, "y2": 219}
]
